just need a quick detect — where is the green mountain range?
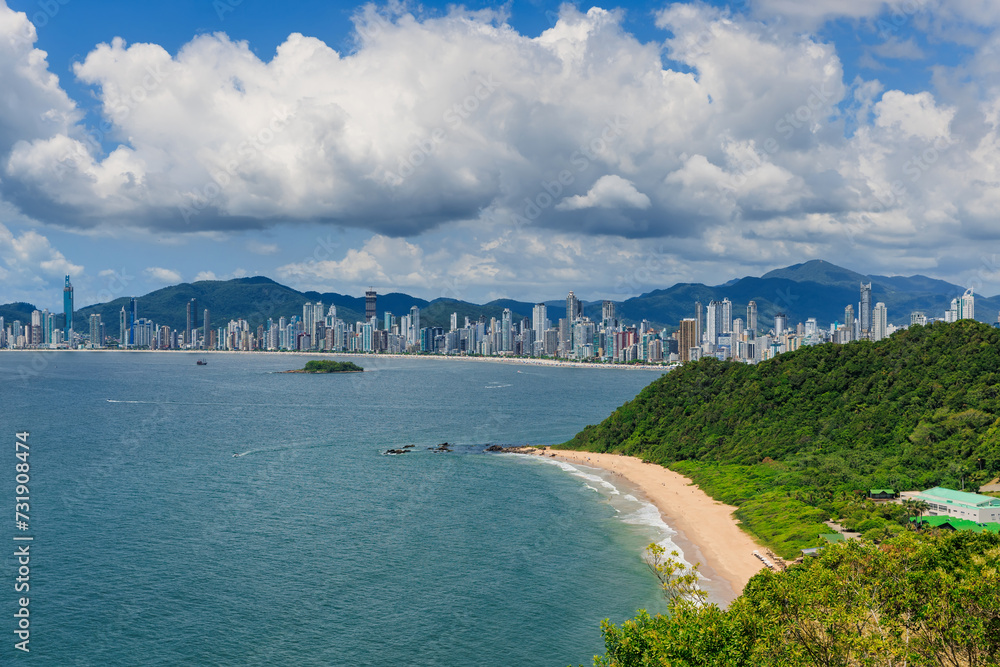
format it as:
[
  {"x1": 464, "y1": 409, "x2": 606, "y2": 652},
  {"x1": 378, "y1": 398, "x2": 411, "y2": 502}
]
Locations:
[{"x1": 2, "y1": 259, "x2": 995, "y2": 334}]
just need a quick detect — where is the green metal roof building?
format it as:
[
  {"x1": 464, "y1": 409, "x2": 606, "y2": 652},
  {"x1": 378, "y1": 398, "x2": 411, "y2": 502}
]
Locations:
[{"x1": 914, "y1": 486, "x2": 1000, "y2": 523}]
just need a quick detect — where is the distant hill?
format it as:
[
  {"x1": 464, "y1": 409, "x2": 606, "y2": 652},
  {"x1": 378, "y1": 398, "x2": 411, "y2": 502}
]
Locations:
[{"x1": 2, "y1": 259, "x2": 997, "y2": 334}]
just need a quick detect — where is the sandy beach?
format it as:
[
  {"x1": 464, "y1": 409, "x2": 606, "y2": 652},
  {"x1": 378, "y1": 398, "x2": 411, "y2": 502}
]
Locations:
[{"x1": 536, "y1": 448, "x2": 764, "y2": 602}]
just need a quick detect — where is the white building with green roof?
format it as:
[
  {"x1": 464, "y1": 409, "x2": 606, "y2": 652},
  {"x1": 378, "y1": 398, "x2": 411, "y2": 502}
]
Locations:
[{"x1": 915, "y1": 487, "x2": 1000, "y2": 524}]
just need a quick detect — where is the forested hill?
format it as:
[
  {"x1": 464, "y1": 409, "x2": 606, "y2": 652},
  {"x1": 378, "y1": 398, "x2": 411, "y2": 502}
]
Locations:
[{"x1": 563, "y1": 320, "x2": 1000, "y2": 494}]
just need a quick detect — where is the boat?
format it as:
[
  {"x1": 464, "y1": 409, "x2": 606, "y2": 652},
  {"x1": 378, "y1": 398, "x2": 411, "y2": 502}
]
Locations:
[{"x1": 197, "y1": 359, "x2": 208, "y2": 365}]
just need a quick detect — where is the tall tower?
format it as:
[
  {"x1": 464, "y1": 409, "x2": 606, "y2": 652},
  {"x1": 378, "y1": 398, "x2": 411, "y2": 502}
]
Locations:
[
  {"x1": 130, "y1": 297, "x2": 138, "y2": 347},
  {"x1": 721, "y1": 298, "x2": 733, "y2": 334},
  {"x1": 120, "y1": 307, "x2": 128, "y2": 349},
  {"x1": 844, "y1": 304, "x2": 855, "y2": 341},
  {"x1": 873, "y1": 302, "x2": 888, "y2": 341},
  {"x1": 203, "y1": 308, "x2": 211, "y2": 349},
  {"x1": 186, "y1": 298, "x2": 198, "y2": 346},
  {"x1": 774, "y1": 313, "x2": 787, "y2": 336},
  {"x1": 694, "y1": 301, "x2": 702, "y2": 344},
  {"x1": 532, "y1": 303, "x2": 547, "y2": 341},
  {"x1": 747, "y1": 300, "x2": 757, "y2": 333},
  {"x1": 679, "y1": 318, "x2": 698, "y2": 363},
  {"x1": 365, "y1": 289, "x2": 377, "y2": 323},
  {"x1": 566, "y1": 291, "x2": 581, "y2": 322},
  {"x1": 501, "y1": 308, "x2": 512, "y2": 352},
  {"x1": 602, "y1": 300, "x2": 616, "y2": 326},
  {"x1": 409, "y1": 305, "x2": 420, "y2": 345},
  {"x1": 63, "y1": 275, "x2": 74, "y2": 345},
  {"x1": 859, "y1": 282, "x2": 873, "y2": 339},
  {"x1": 958, "y1": 288, "x2": 975, "y2": 321}
]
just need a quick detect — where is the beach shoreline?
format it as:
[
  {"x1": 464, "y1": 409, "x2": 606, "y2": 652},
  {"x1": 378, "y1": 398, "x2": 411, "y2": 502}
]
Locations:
[
  {"x1": 533, "y1": 448, "x2": 765, "y2": 604},
  {"x1": 0, "y1": 348, "x2": 672, "y2": 371}
]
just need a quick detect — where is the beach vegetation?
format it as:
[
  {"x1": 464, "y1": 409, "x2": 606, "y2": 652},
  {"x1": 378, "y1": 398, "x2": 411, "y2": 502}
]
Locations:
[
  {"x1": 561, "y1": 320, "x2": 1000, "y2": 557},
  {"x1": 595, "y1": 530, "x2": 1000, "y2": 666}
]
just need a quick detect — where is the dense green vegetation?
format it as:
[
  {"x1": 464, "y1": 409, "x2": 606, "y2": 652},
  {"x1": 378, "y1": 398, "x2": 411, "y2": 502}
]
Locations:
[
  {"x1": 596, "y1": 531, "x2": 1000, "y2": 666},
  {"x1": 299, "y1": 360, "x2": 364, "y2": 373},
  {"x1": 561, "y1": 320, "x2": 1000, "y2": 556}
]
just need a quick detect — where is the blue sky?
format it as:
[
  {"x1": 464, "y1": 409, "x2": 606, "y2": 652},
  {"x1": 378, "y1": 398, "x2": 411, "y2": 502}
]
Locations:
[{"x1": 2, "y1": 0, "x2": 1000, "y2": 312}]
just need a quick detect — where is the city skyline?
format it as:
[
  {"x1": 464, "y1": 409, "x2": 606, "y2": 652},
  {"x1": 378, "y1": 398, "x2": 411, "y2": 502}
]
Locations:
[
  {"x1": 2, "y1": 271, "x2": 982, "y2": 367},
  {"x1": 2, "y1": 1, "x2": 1000, "y2": 309}
]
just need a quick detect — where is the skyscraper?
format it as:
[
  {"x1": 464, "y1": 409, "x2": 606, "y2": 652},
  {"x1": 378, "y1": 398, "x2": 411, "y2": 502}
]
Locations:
[
  {"x1": 566, "y1": 291, "x2": 582, "y2": 322},
  {"x1": 746, "y1": 300, "x2": 757, "y2": 333},
  {"x1": 602, "y1": 300, "x2": 616, "y2": 326},
  {"x1": 694, "y1": 301, "x2": 702, "y2": 344},
  {"x1": 63, "y1": 275, "x2": 74, "y2": 345},
  {"x1": 120, "y1": 307, "x2": 128, "y2": 348},
  {"x1": 860, "y1": 282, "x2": 872, "y2": 339},
  {"x1": 409, "y1": 305, "x2": 420, "y2": 345},
  {"x1": 130, "y1": 297, "x2": 138, "y2": 347},
  {"x1": 958, "y1": 288, "x2": 975, "y2": 321},
  {"x1": 532, "y1": 303, "x2": 547, "y2": 341},
  {"x1": 873, "y1": 302, "x2": 888, "y2": 341},
  {"x1": 501, "y1": 308, "x2": 512, "y2": 352},
  {"x1": 844, "y1": 304, "x2": 855, "y2": 342},
  {"x1": 186, "y1": 298, "x2": 198, "y2": 346},
  {"x1": 679, "y1": 318, "x2": 698, "y2": 363},
  {"x1": 203, "y1": 308, "x2": 211, "y2": 349},
  {"x1": 366, "y1": 289, "x2": 377, "y2": 323},
  {"x1": 89, "y1": 313, "x2": 102, "y2": 349},
  {"x1": 721, "y1": 298, "x2": 733, "y2": 333},
  {"x1": 774, "y1": 313, "x2": 787, "y2": 336}
]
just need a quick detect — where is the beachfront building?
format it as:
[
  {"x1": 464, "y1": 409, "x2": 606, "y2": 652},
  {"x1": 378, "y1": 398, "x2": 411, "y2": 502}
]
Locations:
[{"x1": 914, "y1": 486, "x2": 1000, "y2": 523}]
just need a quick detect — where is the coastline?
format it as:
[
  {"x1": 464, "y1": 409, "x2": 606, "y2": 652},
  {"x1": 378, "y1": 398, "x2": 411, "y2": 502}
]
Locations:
[
  {"x1": 535, "y1": 448, "x2": 764, "y2": 604},
  {"x1": 0, "y1": 348, "x2": 672, "y2": 371}
]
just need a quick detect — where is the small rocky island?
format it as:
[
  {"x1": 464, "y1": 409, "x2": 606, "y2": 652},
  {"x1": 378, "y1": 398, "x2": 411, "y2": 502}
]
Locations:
[{"x1": 285, "y1": 360, "x2": 364, "y2": 373}]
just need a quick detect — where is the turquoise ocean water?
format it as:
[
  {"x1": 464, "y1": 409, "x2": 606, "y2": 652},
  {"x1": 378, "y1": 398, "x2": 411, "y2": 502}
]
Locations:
[{"x1": 1, "y1": 352, "x2": 679, "y2": 665}]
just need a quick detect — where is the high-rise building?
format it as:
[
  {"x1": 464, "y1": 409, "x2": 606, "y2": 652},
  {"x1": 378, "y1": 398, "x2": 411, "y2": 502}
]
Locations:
[
  {"x1": 366, "y1": 289, "x2": 377, "y2": 323},
  {"x1": 130, "y1": 297, "x2": 138, "y2": 347},
  {"x1": 602, "y1": 300, "x2": 616, "y2": 326},
  {"x1": 501, "y1": 308, "x2": 512, "y2": 352},
  {"x1": 747, "y1": 300, "x2": 757, "y2": 333},
  {"x1": 860, "y1": 282, "x2": 872, "y2": 339},
  {"x1": 911, "y1": 311, "x2": 927, "y2": 326},
  {"x1": 186, "y1": 298, "x2": 198, "y2": 346},
  {"x1": 694, "y1": 301, "x2": 702, "y2": 344},
  {"x1": 450, "y1": 312, "x2": 458, "y2": 332},
  {"x1": 843, "y1": 304, "x2": 855, "y2": 342},
  {"x1": 89, "y1": 313, "x2": 102, "y2": 348},
  {"x1": 203, "y1": 308, "x2": 211, "y2": 349},
  {"x1": 409, "y1": 305, "x2": 420, "y2": 345},
  {"x1": 958, "y1": 288, "x2": 975, "y2": 321},
  {"x1": 679, "y1": 318, "x2": 698, "y2": 363},
  {"x1": 384, "y1": 311, "x2": 393, "y2": 331},
  {"x1": 63, "y1": 275, "x2": 74, "y2": 344},
  {"x1": 566, "y1": 291, "x2": 582, "y2": 322},
  {"x1": 721, "y1": 298, "x2": 733, "y2": 334},
  {"x1": 532, "y1": 303, "x2": 547, "y2": 341},
  {"x1": 873, "y1": 302, "x2": 888, "y2": 341},
  {"x1": 774, "y1": 313, "x2": 787, "y2": 336},
  {"x1": 120, "y1": 307, "x2": 128, "y2": 348},
  {"x1": 706, "y1": 300, "x2": 728, "y2": 345}
]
